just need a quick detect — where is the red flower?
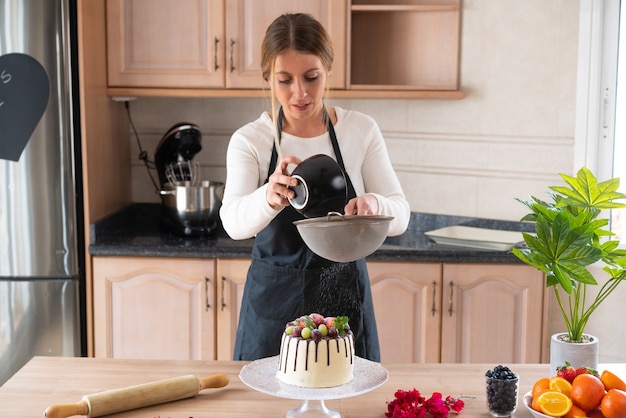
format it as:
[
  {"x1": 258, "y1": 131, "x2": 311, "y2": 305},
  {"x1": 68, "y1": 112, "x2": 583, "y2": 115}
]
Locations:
[
  {"x1": 385, "y1": 389, "x2": 465, "y2": 418},
  {"x1": 446, "y1": 395, "x2": 465, "y2": 413},
  {"x1": 424, "y1": 393, "x2": 450, "y2": 418}
]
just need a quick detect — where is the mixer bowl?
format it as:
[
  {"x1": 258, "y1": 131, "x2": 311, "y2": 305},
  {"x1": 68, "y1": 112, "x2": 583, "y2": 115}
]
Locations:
[{"x1": 160, "y1": 180, "x2": 224, "y2": 236}]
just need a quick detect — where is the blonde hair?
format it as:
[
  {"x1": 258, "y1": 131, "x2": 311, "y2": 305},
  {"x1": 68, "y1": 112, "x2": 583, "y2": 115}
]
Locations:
[{"x1": 261, "y1": 13, "x2": 334, "y2": 157}]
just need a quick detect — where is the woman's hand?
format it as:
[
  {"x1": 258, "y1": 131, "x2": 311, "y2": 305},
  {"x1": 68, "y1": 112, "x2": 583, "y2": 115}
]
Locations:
[
  {"x1": 344, "y1": 194, "x2": 379, "y2": 216},
  {"x1": 267, "y1": 155, "x2": 301, "y2": 210}
]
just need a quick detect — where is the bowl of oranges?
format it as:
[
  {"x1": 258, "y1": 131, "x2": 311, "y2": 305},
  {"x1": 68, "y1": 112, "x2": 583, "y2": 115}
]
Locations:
[{"x1": 524, "y1": 364, "x2": 626, "y2": 418}]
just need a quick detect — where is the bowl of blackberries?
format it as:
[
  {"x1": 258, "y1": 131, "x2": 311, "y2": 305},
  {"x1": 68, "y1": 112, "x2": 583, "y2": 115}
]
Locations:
[{"x1": 485, "y1": 365, "x2": 519, "y2": 417}]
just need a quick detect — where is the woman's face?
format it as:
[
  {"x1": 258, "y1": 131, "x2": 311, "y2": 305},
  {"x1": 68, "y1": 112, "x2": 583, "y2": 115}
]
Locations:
[{"x1": 273, "y1": 49, "x2": 327, "y2": 125}]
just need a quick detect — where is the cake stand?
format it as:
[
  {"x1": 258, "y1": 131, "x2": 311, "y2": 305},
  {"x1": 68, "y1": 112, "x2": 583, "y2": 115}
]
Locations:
[{"x1": 239, "y1": 356, "x2": 388, "y2": 418}]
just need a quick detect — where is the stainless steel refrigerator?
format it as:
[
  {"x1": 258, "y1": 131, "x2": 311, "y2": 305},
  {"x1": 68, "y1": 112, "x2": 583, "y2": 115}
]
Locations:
[{"x1": 0, "y1": 0, "x2": 84, "y2": 385}]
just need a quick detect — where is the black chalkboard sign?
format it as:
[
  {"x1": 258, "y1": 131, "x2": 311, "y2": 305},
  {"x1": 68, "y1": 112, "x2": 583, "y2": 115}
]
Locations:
[{"x1": 0, "y1": 53, "x2": 50, "y2": 162}]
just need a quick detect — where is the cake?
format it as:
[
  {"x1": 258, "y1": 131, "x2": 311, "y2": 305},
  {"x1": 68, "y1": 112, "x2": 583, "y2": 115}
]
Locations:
[{"x1": 277, "y1": 313, "x2": 354, "y2": 388}]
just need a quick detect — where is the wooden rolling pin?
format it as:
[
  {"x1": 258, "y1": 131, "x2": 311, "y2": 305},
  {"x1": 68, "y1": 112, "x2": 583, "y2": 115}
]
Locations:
[{"x1": 43, "y1": 373, "x2": 229, "y2": 418}]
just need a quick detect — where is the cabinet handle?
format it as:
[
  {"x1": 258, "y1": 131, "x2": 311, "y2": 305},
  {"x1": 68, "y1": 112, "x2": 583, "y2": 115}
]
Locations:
[
  {"x1": 431, "y1": 280, "x2": 437, "y2": 316},
  {"x1": 229, "y1": 39, "x2": 235, "y2": 73},
  {"x1": 448, "y1": 281, "x2": 454, "y2": 317},
  {"x1": 221, "y1": 276, "x2": 226, "y2": 311},
  {"x1": 214, "y1": 37, "x2": 220, "y2": 71},
  {"x1": 204, "y1": 277, "x2": 211, "y2": 311}
]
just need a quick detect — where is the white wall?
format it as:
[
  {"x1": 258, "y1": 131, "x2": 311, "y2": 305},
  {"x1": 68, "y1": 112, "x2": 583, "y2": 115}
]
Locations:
[{"x1": 122, "y1": 0, "x2": 626, "y2": 363}]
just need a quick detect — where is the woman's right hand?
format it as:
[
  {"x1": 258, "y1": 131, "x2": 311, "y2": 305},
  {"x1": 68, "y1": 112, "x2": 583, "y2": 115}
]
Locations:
[{"x1": 267, "y1": 155, "x2": 301, "y2": 210}]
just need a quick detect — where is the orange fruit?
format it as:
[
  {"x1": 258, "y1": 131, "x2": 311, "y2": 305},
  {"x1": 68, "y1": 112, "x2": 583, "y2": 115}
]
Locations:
[
  {"x1": 533, "y1": 377, "x2": 551, "y2": 398},
  {"x1": 588, "y1": 409, "x2": 606, "y2": 418},
  {"x1": 535, "y1": 390, "x2": 573, "y2": 417},
  {"x1": 571, "y1": 373, "x2": 606, "y2": 411},
  {"x1": 550, "y1": 375, "x2": 573, "y2": 397},
  {"x1": 601, "y1": 388, "x2": 626, "y2": 418},
  {"x1": 601, "y1": 370, "x2": 626, "y2": 392},
  {"x1": 563, "y1": 404, "x2": 589, "y2": 418}
]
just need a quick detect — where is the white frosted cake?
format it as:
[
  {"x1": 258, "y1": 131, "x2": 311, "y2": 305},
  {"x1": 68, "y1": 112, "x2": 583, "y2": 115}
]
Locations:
[{"x1": 277, "y1": 313, "x2": 354, "y2": 388}]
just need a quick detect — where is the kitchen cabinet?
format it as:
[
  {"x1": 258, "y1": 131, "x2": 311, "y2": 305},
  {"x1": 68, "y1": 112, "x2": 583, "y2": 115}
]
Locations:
[
  {"x1": 105, "y1": 0, "x2": 346, "y2": 90},
  {"x1": 92, "y1": 256, "x2": 545, "y2": 363},
  {"x1": 368, "y1": 262, "x2": 442, "y2": 363},
  {"x1": 106, "y1": 0, "x2": 225, "y2": 88},
  {"x1": 349, "y1": 0, "x2": 462, "y2": 92},
  {"x1": 105, "y1": 0, "x2": 463, "y2": 98},
  {"x1": 367, "y1": 261, "x2": 546, "y2": 364},
  {"x1": 440, "y1": 263, "x2": 546, "y2": 363},
  {"x1": 92, "y1": 257, "x2": 216, "y2": 360},
  {"x1": 92, "y1": 256, "x2": 251, "y2": 361},
  {"x1": 215, "y1": 258, "x2": 249, "y2": 360},
  {"x1": 224, "y1": 0, "x2": 346, "y2": 89}
]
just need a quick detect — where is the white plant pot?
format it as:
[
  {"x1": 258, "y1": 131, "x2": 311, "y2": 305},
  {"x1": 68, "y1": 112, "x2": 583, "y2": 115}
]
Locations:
[{"x1": 549, "y1": 333, "x2": 599, "y2": 377}]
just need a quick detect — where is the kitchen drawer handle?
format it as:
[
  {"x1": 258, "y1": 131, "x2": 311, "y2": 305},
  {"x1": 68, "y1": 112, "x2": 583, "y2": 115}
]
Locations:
[
  {"x1": 221, "y1": 276, "x2": 226, "y2": 311},
  {"x1": 431, "y1": 280, "x2": 437, "y2": 316},
  {"x1": 229, "y1": 39, "x2": 235, "y2": 73},
  {"x1": 448, "y1": 281, "x2": 454, "y2": 317},
  {"x1": 214, "y1": 37, "x2": 220, "y2": 71},
  {"x1": 204, "y1": 277, "x2": 211, "y2": 311}
]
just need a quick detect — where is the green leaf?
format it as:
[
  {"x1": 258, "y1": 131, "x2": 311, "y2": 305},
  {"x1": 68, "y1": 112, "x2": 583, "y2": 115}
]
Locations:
[
  {"x1": 302, "y1": 316, "x2": 315, "y2": 329},
  {"x1": 333, "y1": 316, "x2": 350, "y2": 337},
  {"x1": 552, "y1": 167, "x2": 626, "y2": 210},
  {"x1": 551, "y1": 265, "x2": 574, "y2": 293}
]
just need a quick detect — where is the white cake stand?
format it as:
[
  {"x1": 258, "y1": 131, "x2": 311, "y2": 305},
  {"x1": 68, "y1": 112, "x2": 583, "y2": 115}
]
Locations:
[{"x1": 239, "y1": 355, "x2": 388, "y2": 418}]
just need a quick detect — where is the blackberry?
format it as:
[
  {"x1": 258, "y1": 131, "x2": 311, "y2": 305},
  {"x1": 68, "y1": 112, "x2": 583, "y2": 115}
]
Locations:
[{"x1": 485, "y1": 365, "x2": 519, "y2": 417}]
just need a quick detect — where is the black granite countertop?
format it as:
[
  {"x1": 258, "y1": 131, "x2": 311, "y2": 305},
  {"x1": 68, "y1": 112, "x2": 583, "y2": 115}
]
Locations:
[{"x1": 89, "y1": 203, "x2": 535, "y2": 263}]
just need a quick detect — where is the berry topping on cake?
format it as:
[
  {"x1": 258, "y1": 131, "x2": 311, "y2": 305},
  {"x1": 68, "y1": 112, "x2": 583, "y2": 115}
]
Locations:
[{"x1": 283, "y1": 313, "x2": 350, "y2": 340}]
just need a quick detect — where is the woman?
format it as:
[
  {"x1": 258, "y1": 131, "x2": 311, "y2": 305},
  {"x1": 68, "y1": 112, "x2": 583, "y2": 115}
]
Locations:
[{"x1": 219, "y1": 13, "x2": 410, "y2": 362}]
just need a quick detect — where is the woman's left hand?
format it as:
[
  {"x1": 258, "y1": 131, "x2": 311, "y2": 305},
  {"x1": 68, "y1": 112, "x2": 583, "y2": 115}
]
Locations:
[{"x1": 344, "y1": 194, "x2": 379, "y2": 216}]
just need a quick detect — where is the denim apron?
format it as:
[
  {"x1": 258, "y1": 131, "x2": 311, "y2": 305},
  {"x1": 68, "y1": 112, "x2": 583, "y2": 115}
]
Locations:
[{"x1": 233, "y1": 108, "x2": 380, "y2": 361}]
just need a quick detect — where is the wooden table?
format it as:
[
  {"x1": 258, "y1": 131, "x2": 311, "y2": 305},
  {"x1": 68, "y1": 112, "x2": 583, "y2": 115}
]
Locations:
[{"x1": 0, "y1": 357, "x2": 623, "y2": 418}]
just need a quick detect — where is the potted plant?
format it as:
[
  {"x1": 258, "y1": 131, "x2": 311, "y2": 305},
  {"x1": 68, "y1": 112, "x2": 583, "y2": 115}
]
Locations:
[{"x1": 511, "y1": 167, "x2": 626, "y2": 375}]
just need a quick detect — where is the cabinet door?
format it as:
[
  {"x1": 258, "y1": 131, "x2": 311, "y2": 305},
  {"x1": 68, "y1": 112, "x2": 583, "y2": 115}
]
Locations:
[
  {"x1": 367, "y1": 261, "x2": 442, "y2": 363},
  {"x1": 440, "y1": 263, "x2": 546, "y2": 364},
  {"x1": 224, "y1": 0, "x2": 347, "y2": 89},
  {"x1": 93, "y1": 257, "x2": 216, "y2": 360},
  {"x1": 215, "y1": 258, "x2": 249, "y2": 360},
  {"x1": 106, "y1": 0, "x2": 224, "y2": 88}
]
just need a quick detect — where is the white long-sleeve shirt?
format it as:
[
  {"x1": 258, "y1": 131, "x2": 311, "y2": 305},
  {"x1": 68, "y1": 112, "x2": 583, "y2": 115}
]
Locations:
[{"x1": 220, "y1": 106, "x2": 410, "y2": 240}]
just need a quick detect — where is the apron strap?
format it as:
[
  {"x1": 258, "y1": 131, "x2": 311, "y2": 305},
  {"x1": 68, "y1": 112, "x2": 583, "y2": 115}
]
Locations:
[
  {"x1": 266, "y1": 107, "x2": 284, "y2": 178},
  {"x1": 327, "y1": 114, "x2": 347, "y2": 173}
]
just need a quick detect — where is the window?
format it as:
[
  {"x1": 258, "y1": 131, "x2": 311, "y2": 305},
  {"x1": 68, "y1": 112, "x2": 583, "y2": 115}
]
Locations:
[
  {"x1": 612, "y1": 1, "x2": 626, "y2": 241},
  {"x1": 578, "y1": 0, "x2": 625, "y2": 241}
]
